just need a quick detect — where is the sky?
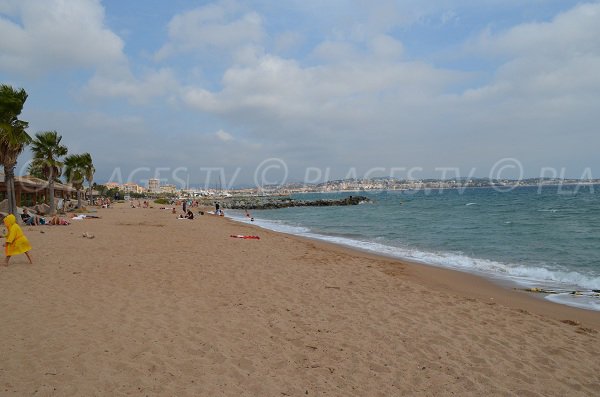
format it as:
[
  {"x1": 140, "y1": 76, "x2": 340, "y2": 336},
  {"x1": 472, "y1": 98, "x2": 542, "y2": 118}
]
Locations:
[{"x1": 1, "y1": 0, "x2": 599, "y2": 189}]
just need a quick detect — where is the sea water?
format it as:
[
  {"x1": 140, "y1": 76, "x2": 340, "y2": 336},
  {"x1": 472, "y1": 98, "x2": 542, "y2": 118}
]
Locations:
[{"x1": 229, "y1": 185, "x2": 600, "y2": 311}]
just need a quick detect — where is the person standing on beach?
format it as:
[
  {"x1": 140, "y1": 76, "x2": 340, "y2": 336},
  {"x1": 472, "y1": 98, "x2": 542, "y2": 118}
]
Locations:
[{"x1": 2, "y1": 214, "x2": 33, "y2": 266}]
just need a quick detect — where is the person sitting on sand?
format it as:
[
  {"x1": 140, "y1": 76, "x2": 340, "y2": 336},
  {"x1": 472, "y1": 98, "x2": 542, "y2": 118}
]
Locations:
[
  {"x1": 178, "y1": 210, "x2": 194, "y2": 220},
  {"x1": 21, "y1": 209, "x2": 40, "y2": 226},
  {"x1": 3, "y1": 214, "x2": 33, "y2": 265}
]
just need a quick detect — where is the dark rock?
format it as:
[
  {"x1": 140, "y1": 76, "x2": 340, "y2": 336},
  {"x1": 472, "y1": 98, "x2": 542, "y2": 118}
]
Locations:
[{"x1": 221, "y1": 195, "x2": 370, "y2": 210}]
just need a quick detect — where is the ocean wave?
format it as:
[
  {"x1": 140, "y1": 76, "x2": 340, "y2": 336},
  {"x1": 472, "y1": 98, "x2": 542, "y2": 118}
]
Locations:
[
  {"x1": 228, "y1": 212, "x2": 311, "y2": 234},
  {"x1": 546, "y1": 293, "x2": 600, "y2": 311}
]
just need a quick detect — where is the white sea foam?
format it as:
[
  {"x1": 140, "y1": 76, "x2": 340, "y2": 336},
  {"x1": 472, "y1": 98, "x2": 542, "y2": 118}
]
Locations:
[
  {"x1": 546, "y1": 293, "x2": 600, "y2": 311},
  {"x1": 465, "y1": 202, "x2": 478, "y2": 206},
  {"x1": 227, "y1": 211, "x2": 600, "y2": 311},
  {"x1": 228, "y1": 212, "x2": 310, "y2": 235}
]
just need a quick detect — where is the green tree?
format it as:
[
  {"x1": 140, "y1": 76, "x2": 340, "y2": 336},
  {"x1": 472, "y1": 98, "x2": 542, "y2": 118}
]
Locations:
[
  {"x1": 105, "y1": 187, "x2": 119, "y2": 199},
  {"x1": 93, "y1": 183, "x2": 107, "y2": 197},
  {"x1": 81, "y1": 153, "x2": 94, "y2": 205},
  {"x1": 0, "y1": 84, "x2": 31, "y2": 217},
  {"x1": 27, "y1": 160, "x2": 48, "y2": 180},
  {"x1": 29, "y1": 131, "x2": 68, "y2": 215},
  {"x1": 64, "y1": 153, "x2": 87, "y2": 208}
]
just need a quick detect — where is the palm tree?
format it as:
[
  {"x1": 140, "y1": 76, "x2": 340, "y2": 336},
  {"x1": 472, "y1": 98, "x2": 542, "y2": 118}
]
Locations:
[
  {"x1": 26, "y1": 159, "x2": 48, "y2": 180},
  {"x1": 29, "y1": 131, "x2": 68, "y2": 215},
  {"x1": 64, "y1": 153, "x2": 90, "y2": 209},
  {"x1": 0, "y1": 84, "x2": 31, "y2": 217},
  {"x1": 81, "y1": 153, "x2": 95, "y2": 205}
]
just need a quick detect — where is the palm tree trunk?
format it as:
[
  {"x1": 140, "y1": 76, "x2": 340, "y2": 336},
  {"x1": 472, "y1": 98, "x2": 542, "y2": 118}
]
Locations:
[
  {"x1": 5, "y1": 167, "x2": 14, "y2": 213},
  {"x1": 48, "y1": 167, "x2": 56, "y2": 215},
  {"x1": 5, "y1": 165, "x2": 17, "y2": 215},
  {"x1": 4, "y1": 165, "x2": 23, "y2": 224},
  {"x1": 88, "y1": 179, "x2": 93, "y2": 205},
  {"x1": 77, "y1": 190, "x2": 82, "y2": 208}
]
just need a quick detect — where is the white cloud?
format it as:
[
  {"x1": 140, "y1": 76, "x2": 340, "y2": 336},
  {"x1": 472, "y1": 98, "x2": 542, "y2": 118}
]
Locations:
[
  {"x1": 5, "y1": 1, "x2": 599, "y2": 182},
  {"x1": 312, "y1": 41, "x2": 361, "y2": 63},
  {"x1": 463, "y1": 2, "x2": 600, "y2": 105},
  {"x1": 273, "y1": 31, "x2": 305, "y2": 54},
  {"x1": 369, "y1": 34, "x2": 404, "y2": 60},
  {"x1": 154, "y1": 0, "x2": 265, "y2": 61},
  {"x1": 216, "y1": 129, "x2": 234, "y2": 142},
  {"x1": 174, "y1": 2, "x2": 600, "y2": 176},
  {"x1": 183, "y1": 53, "x2": 458, "y2": 119},
  {"x1": 182, "y1": 87, "x2": 224, "y2": 113},
  {"x1": 83, "y1": 68, "x2": 179, "y2": 104},
  {"x1": 440, "y1": 10, "x2": 459, "y2": 25},
  {"x1": 0, "y1": 0, "x2": 125, "y2": 76},
  {"x1": 471, "y1": 3, "x2": 600, "y2": 59},
  {"x1": 0, "y1": 0, "x2": 181, "y2": 104}
]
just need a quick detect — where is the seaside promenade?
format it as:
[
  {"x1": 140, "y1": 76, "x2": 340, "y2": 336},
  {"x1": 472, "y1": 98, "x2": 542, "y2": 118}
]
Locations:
[{"x1": 1, "y1": 203, "x2": 598, "y2": 396}]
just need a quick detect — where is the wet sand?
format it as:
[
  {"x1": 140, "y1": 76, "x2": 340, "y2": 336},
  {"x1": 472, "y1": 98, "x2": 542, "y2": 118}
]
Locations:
[{"x1": 1, "y1": 203, "x2": 598, "y2": 396}]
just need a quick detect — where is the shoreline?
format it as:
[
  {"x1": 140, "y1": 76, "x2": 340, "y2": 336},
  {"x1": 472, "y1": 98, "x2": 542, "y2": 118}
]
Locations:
[
  {"x1": 224, "y1": 212, "x2": 600, "y2": 329},
  {"x1": 1, "y1": 203, "x2": 599, "y2": 395},
  {"x1": 227, "y1": 209, "x2": 600, "y2": 316}
]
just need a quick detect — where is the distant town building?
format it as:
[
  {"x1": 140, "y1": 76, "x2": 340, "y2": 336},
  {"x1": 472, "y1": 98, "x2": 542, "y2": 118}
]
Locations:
[
  {"x1": 122, "y1": 183, "x2": 145, "y2": 194},
  {"x1": 160, "y1": 184, "x2": 177, "y2": 194},
  {"x1": 147, "y1": 178, "x2": 160, "y2": 193},
  {"x1": 105, "y1": 182, "x2": 120, "y2": 190}
]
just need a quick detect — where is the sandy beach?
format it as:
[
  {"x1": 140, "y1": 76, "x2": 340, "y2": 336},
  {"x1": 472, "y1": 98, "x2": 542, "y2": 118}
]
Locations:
[{"x1": 1, "y1": 203, "x2": 599, "y2": 396}]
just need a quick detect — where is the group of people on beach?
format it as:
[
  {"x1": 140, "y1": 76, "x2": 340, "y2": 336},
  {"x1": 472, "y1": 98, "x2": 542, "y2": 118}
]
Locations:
[
  {"x1": 2, "y1": 197, "x2": 110, "y2": 266},
  {"x1": 172, "y1": 201, "x2": 228, "y2": 219},
  {"x1": 130, "y1": 200, "x2": 150, "y2": 208},
  {"x1": 3, "y1": 207, "x2": 98, "y2": 268},
  {"x1": 21, "y1": 208, "x2": 73, "y2": 226},
  {"x1": 94, "y1": 197, "x2": 111, "y2": 208},
  {"x1": 2, "y1": 198, "x2": 252, "y2": 267}
]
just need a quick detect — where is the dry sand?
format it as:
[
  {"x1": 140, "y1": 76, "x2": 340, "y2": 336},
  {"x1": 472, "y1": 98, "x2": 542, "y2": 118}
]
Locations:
[{"x1": 1, "y1": 203, "x2": 599, "y2": 396}]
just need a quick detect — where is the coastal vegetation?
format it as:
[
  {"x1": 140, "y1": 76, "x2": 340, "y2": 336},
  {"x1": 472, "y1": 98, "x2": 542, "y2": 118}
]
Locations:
[
  {"x1": 29, "y1": 131, "x2": 68, "y2": 215},
  {"x1": 0, "y1": 84, "x2": 31, "y2": 216},
  {"x1": 0, "y1": 83, "x2": 95, "y2": 216},
  {"x1": 64, "y1": 153, "x2": 95, "y2": 209}
]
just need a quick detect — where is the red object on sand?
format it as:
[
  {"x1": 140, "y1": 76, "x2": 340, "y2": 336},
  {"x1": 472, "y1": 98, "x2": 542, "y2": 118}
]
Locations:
[{"x1": 230, "y1": 235, "x2": 260, "y2": 240}]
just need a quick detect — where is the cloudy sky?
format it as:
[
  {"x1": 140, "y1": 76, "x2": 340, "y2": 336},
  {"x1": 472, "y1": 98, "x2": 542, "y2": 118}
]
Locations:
[{"x1": 1, "y1": 0, "x2": 599, "y2": 188}]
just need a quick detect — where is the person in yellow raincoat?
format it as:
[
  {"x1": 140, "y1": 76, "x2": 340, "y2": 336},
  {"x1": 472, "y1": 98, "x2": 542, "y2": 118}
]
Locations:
[{"x1": 3, "y1": 214, "x2": 33, "y2": 265}]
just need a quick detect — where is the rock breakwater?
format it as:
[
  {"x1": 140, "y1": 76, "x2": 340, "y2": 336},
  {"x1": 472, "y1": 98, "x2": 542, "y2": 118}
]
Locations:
[{"x1": 215, "y1": 195, "x2": 370, "y2": 210}]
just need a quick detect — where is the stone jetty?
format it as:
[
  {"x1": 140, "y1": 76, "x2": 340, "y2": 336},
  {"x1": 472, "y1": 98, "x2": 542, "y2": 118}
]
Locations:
[{"x1": 210, "y1": 195, "x2": 370, "y2": 210}]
